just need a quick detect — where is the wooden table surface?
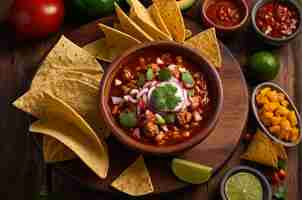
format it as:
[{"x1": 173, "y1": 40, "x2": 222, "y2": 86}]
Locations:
[{"x1": 0, "y1": 0, "x2": 301, "y2": 199}]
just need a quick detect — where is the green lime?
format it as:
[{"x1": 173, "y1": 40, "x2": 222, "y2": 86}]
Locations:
[
  {"x1": 171, "y1": 158, "x2": 213, "y2": 184},
  {"x1": 225, "y1": 172, "x2": 263, "y2": 200},
  {"x1": 248, "y1": 51, "x2": 280, "y2": 81}
]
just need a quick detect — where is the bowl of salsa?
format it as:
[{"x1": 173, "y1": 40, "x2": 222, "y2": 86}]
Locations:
[
  {"x1": 99, "y1": 41, "x2": 223, "y2": 155},
  {"x1": 202, "y1": 0, "x2": 249, "y2": 34},
  {"x1": 252, "y1": 0, "x2": 302, "y2": 46}
]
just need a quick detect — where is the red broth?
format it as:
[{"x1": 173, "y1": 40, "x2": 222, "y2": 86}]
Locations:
[{"x1": 109, "y1": 52, "x2": 212, "y2": 146}]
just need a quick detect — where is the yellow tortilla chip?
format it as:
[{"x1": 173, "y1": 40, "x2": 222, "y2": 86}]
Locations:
[
  {"x1": 115, "y1": 3, "x2": 154, "y2": 42},
  {"x1": 272, "y1": 142, "x2": 288, "y2": 160},
  {"x1": 30, "y1": 93, "x2": 109, "y2": 178},
  {"x1": 13, "y1": 79, "x2": 110, "y2": 139},
  {"x1": 148, "y1": 4, "x2": 172, "y2": 38},
  {"x1": 43, "y1": 136, "x2": 76, "y2": 163},
  {"x1": 32, "y1": 68, "x2": 101, "y2": 89},
  {"x1": 153, "y1": 0, "x2": 185, "y2": 42},
  {"x1": 41, "y1": 35, "x2": 103, "y2": 73},
  {"x1": 128, "y1": 0, "x2": 171, "y2": 41},
  {"x1": 98, "y1": 23, "x2": 141, "y2": 49},
  {"x1": 241, "y1": 130, "x2": 278, "y2": 168},
  {"x1": 185, "y1": 28, "x2": 222, "y2": 68},
  {"x1": 111, "y1": 155, "x2": 154, "y2": 196},
  {"x1": 83, "y1": 38, "x2": 125, "y2": 63}
]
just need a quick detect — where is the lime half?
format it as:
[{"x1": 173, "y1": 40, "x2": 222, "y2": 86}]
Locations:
[
  {"x1": 171, "y1": 158, "x2": 213, "y2": 184},
  {"x1": 225, "y1": 172, "x2": 263, "y2": 200}
]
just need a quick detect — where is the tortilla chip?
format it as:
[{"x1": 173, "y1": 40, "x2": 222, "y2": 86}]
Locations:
[
  {"x1": 153, "y1": 0, "x2": 185, "y2": 42},
  {"x1": 41, "y1": 35, "x2": 103, "y2": 73},
  {"x1": 13, "y1": 79, "x2": 110, "y2": 139},
  {"x1": 241, "y1": 130, "x2": 278, "y2": 168},
  {"x1": 32, "y1": 68, "x2": 101, "y2": 89},
  {"x1": 111, "y1": 155, "x2": 154, "y2": 196},
  {"x1": 128, "y1": 0, "x2": 171, "y2": 41},
  {"x1": 115, "y1": 3, "x2": 154, "y2": 42},
  {"x1": 98, "y1": 23, "x2": 141, "y2": 49},
  {"x1": 185, "y1": 29, "x2": 193, "y2": 39},
  {"x1": 272, "y1": 142, "x2": 288, "y2": 160},
  {"x1": 43, "y1": 136, "x2": 77, "y2": 163},
  {"x1": 83, "y1": 38, "x2": 125, "y2": 63},
  {"x1": 148, "y1": 4, "x2": 172, "y2": 38},
  {"x1": 185, "y1": 28, "x2": 222, "y2": 68}
]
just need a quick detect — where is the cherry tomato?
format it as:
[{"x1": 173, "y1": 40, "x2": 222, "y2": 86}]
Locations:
[
  {"x1": 271, "y1": 172, "x2": 281, "y2": 185},
  {"x1": 9, "y1": 0, "x2": 64, "y2": 40},
  {"x1": 243, "y1": 133, "x2": 252, "y2": 142},
  {"x1": 277, "y1": 169, "x2": 287, "y2": 181}
]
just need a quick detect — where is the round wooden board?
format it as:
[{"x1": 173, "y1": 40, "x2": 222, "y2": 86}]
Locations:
[{"x1": 51, "y1": 17, "x2": 249, "y2": 194}]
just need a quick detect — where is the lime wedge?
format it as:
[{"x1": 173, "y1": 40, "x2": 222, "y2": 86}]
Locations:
[
  {"x1": 225, "y1": 172, "x2": 263, "y2": 200},
  {"x1": 171, "y1": 158, "x2": 213, "y2": 184}
]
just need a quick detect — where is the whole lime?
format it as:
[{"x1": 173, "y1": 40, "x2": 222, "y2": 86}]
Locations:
[{"x1": 248, "y1": 51, "x2": 280, "y2": 81}]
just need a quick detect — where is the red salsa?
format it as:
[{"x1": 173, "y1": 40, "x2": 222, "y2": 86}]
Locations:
[
  {"x1": 256, "y1": 2, "x2": 299, "y2": 38},
  {"x1": 206, "y1": 0, "x2": 244, "y2": 27},
  {"x1": 109, "y1": 52, "x2": 212, "y2": 146}
]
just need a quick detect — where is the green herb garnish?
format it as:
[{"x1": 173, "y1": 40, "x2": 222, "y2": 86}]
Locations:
[
  {"x1": 274, "y1": 185, "x2": 287, "y2": 200},
  {"x1": 119, "y1": 111, "x2": 137, "y2": 128},
  {"x1": 164, "y1": 113, "x2": 176, "y2": 124},
  {"x1": 188, "y1": 89, "x2": 195, "y2": 97},
  {"x1": 137, "y1": 73, "x2": 145, "y2": 87},
  {"x1": 278, "y1": 160, "x2": 287, "y2": 170},
  {"x1": 146, "y1": 68, "x2": 153, "y2": 81},
  {"x1": 158, "y1": 68, "x2": 172, "y2": 81},
  {"x1": 181, "y1": 71, "x2": 194, "y2": 85},
  {"x1": 151, "y1": 84, "x2": 181, "y2": 111},
  {"x1": 155, "y1": 114, "x2": 166, "y2": 125}
]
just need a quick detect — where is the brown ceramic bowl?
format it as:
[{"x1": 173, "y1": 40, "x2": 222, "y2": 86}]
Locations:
[
  {"x1": 201, "y1": 0, "x2": 249, "y2": 34},
  {"x1": 99, "y1": 41, "x2": 223, "y2": 156}
]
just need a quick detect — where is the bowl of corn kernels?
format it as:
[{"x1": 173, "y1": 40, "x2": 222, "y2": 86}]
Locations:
[{"x1": 252, "y1": 82, "x2": 301, "y2": 147}]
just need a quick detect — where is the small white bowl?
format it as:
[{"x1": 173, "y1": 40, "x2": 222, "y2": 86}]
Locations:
[{"x1": 252, "y1": 82, "x2": 302, "y2": 147}]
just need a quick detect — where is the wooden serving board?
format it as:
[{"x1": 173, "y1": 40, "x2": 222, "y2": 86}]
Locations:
[{"x1": 45, "y1": 17, "x2": 249, "y2": 194}]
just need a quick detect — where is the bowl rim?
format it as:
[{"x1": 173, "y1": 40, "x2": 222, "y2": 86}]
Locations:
[
  {"x1": 99, "y1": 41, "x2": 224, "y2": 155},
  {"x1": 201, "y1": 0, "x2": 249, "y2": 31},
  {"x1": 220, "y1": 165, "x2": 272, "y2": 200},
  {"x1": 251, "y1": 0, "x2": 302, "y2": 42},
  {"x1": 251, "y1": 81, "x2": 302, "y2": 147}
]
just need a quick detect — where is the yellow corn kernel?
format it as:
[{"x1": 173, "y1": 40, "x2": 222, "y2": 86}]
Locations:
[
  {"x1": 267, "y1": 90, "x2": 279, "y2": 102},
  {"x1": 269, "y1": 125, "x2": 281, "y2": 134},
  {"x1": 271, "y1": 116, "x2": 282, "y2": 125},
  {"x1": 263, "y1": 102, "x2": 279, "y2": 112},
  {"x1": 263, "y1": 111, "x2": 274, "y2": 119},
  {"x1": 260, "y1": 115, "x2": 271, "y2": 126},
  {"x1": 280, "y1": 100, "x2": 289, "y2": 107},
  {"x1": 288, "y1": 111, "x2": 298, "y2": 126},
  {"x1": 280, "y1": 119, "x2": 291, "y2": 131},
  {"x1": 280, "y1": 129, "x2": 290, "y2": 141},
  {"x1": 256, "y1": 95, "x2": 269, "y2": 105},
  {"x1": 260, "y1": 87, "x2": 271, "y2": 96},
  {"x1": 277, "y1": 93, "x2": 285, "y2": 102},
  {"x1": 290, "y1": 128, "x2": 299, "y2": 142},
  {"x1": 275, "y1": 106, "x2": 290, "y2": 116}
]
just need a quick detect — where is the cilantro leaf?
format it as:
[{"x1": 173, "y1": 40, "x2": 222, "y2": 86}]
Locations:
[
  {"x1": 158, "y1": 68, "x2": 172, "y2": 81},
  {"x1": 181, "y1": 71, "x2": 194, "y2": 85},
  {"x1": 137, "y1": 73, "x2": 145, "y2": 87},
  {"x1": 119, "y1": 111, "x2": 137, "y2": 128},
  {"x1": 151, "y1": 84, "x2": 181, "y2": 111},
  {"x1": 274, "y1": 185, "x2": 287, "y2": 200},
  {"x1": 278, "y1": 160, "x2": 287, "y2": 170},
  {"x1": 146, "y1": 68, "x2": 153, "y2": 81}
]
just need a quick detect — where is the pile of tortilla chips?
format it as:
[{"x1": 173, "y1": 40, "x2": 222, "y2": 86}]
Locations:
[
  {"x1": 84, "y1": 0, "x2": 222, "y2": 68},
  {"x1": 241, "y1": 130, "x2": 287, "y2": 168},
  {"x1": 13, "y1": 0, "x2": 224, "y2": 197}
]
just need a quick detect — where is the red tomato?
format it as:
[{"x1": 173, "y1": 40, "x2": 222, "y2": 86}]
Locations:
[
  {"x1": 277, "y1": 169, "x2": 287, "y2": 181},
  {"x1": 9, "y1": 0, "x2": 64, "y2": 39}
]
